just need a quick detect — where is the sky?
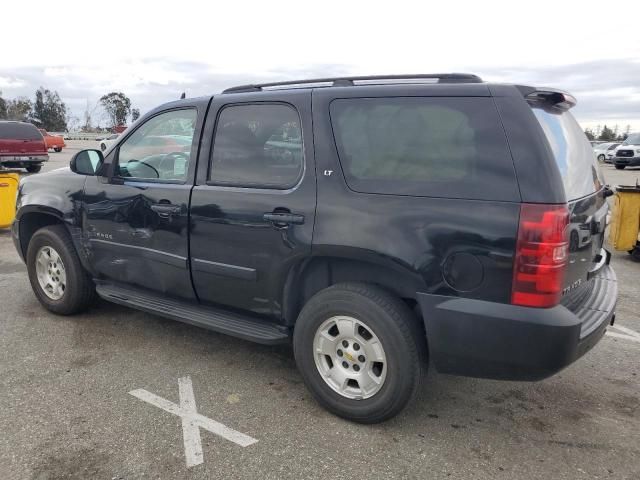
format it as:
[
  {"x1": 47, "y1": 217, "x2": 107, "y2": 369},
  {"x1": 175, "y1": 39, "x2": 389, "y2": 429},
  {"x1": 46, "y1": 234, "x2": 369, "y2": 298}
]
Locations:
[{"x1": 1, "y1": 0, "x2": 639, "y2": 132}]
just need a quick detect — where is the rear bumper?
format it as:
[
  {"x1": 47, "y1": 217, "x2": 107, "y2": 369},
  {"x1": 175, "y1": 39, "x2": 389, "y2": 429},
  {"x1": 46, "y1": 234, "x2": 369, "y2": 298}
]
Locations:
[
  {"x1": 417, "y1": 264, "x2": 617, "y2": 381},
  {"x1": 0, "y1": 154, "x2": 49, "y2": 164}
]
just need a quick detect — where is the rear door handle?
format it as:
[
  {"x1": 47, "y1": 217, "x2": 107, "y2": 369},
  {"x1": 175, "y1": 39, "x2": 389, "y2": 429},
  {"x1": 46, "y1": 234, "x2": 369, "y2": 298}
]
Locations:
[
  {"x1": 151, "y1": 203, "x2": 181, "y2": 217},
  {"x1": 263, "y1": 212, "x2": 305, "y2": 226}
]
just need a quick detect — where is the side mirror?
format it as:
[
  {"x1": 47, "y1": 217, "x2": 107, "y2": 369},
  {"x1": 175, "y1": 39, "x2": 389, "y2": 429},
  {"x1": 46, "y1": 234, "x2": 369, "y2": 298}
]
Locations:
[{"x1": 70, "y1": 149, "x2": 104, "y2": 176}]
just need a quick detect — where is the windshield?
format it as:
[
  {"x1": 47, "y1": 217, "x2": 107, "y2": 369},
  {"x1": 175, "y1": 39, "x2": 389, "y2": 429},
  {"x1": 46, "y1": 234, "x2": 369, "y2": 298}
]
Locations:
[
  {"x1": 532, "y1": 107, "x2": 605, "y2": 200},
  {"x1": 623, "y1": 133, "x2": 640, "y2": 145}
]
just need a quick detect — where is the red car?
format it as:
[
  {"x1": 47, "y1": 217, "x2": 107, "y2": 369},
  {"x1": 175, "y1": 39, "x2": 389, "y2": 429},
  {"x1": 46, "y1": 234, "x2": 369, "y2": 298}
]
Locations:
[
  {"x1": 0, "y1": 121, "x2": 48, "y2": 173},
  {"x1": 39, "y1": 129, "x2": 66, "y2": 152}
]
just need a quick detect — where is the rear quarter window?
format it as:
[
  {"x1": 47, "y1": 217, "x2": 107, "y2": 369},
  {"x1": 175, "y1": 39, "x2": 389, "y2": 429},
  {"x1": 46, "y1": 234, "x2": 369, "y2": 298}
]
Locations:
[
  {"x1": 532, "y1": 107, "x2": 604, "y2": 200},
  {"x1": 329, "y1": 97, "x2": 520, "y2": 201},
  {"x1": 0, "y1": 122, "x2": 43, "y2": 140}
]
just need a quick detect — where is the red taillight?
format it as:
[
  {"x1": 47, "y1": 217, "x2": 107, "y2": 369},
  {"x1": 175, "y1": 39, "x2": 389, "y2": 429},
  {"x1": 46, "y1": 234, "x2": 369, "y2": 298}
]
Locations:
[{"x1": 511, "y1": 203, "x2": 569, "y2": 308}]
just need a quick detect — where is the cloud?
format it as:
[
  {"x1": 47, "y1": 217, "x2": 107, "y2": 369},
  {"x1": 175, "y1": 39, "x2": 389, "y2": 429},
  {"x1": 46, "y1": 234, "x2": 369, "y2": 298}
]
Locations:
[
  {"x1": 479, "y1": 59, "x2": 640, "y2": 127},
  {"x1": 1, "y1": 58, "x2": 639, "y2": 130}
]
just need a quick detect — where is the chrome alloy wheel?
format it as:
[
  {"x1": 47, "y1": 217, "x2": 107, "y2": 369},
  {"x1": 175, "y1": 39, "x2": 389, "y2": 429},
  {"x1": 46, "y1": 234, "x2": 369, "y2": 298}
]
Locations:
[
  {"x1": 313, "y1": 315, "x2": 387, "y2": 400},
  {"x1": 35, "y1": 246, "x2": 67, "y2": 300}
]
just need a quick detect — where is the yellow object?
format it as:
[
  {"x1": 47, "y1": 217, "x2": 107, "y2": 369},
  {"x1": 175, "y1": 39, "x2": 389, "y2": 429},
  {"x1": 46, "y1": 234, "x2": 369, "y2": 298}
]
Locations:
[
  {"x1": 0, "y1": 172, "x2": 19, "y2": 229},
  {"x1": 608, "y1": 186, "x2": 640, "y2": 252}
]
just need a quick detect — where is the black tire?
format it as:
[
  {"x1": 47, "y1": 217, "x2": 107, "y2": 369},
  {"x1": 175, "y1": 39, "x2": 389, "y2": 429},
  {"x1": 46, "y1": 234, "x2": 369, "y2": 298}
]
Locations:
[
  {"x1": 293, "y1": 282, "x2": 426, "y2": 423},
  {"x1": 615, "y1": 165, "x2": 626, "y2": 170},
  {"x1": 54, "y1": 147, "x2": 62, "y2": 152},
  {"x1": 569, "y1": 230, "x2": 579, "y2": 252},
  {"x1": 26, "y1": 225, "x2": 96, "y2": 315},
  {"x1": 100, "y1": 143, "x2": 107, "y2": 152},
  {"x1": 631, "y1": 248, "x2": 640, "y2": 262},
  {"x1": 26, "y1": 164, "x2": 42, "y2": 173},
  {"x1": 597, "y1": 154, "x2": 605, "y2": 162}
]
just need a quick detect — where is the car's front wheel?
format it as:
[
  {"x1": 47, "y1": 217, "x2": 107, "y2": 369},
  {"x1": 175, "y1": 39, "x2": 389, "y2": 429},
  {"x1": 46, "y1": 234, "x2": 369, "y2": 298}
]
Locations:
[
  {"x1": 597, "y1": 154, "x2": 605, "y2": 162},
  {"x1": 26, "y1": 225, "x2": 96, "y2": 315},
  {"x1": 54, "y1": 147, "x2": 62, "y2": 152},
  {"x1": 293, "y1": 283, "x2": 426, "y2": 423},
  {"x1": 26, "y1": 164, "x2": 42, "y2": 173},
  {"x1": 615, "y1": 165, "x2": 626, "y2": 170}
]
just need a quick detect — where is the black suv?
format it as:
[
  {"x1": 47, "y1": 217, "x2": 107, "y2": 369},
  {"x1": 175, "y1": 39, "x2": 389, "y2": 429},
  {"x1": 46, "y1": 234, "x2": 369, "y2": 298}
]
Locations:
[{"x1": 12, "y1": 74, "x2": 617, "y2": 423}]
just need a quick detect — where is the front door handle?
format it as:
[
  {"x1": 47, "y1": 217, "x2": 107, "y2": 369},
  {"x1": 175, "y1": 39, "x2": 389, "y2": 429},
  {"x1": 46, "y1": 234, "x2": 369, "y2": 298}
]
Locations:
[
  {"x1": 263, "y1": 212, "x2": 305, "y2": 226},
  {"x1": 151, "y1": 203, "x2": 181, "y2": 217}
]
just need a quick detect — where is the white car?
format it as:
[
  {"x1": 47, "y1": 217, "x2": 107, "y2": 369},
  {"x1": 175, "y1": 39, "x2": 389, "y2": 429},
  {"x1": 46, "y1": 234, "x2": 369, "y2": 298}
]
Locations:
[
  {"x1": 612, "y1": 133, "x2": 640, "y2": 169},
  {"x1": 98, "y1": 134, "x2": 120, "y2": 152},
  {"x1": 603, "y1": 143, "x2": 620, "y2": 163},
  {"x1": 593, "y1": 142, "x2": 619, "y2": 162}
]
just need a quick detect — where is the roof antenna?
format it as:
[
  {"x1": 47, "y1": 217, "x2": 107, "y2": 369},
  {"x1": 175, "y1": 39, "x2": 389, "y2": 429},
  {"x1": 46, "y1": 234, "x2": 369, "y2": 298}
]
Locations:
[{"x1": 180, "y1": 92, "x2": 186, "y2": 99}]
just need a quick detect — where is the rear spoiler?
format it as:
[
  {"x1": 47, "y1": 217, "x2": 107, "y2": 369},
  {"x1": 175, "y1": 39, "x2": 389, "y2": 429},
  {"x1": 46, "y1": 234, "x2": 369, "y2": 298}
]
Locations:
[{"x1": 516, "y1": 85, "x2": 577, "y2": 111}]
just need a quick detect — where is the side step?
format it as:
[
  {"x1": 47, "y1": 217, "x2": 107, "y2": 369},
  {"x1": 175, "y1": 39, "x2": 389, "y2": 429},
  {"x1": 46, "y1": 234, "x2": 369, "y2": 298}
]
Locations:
[{"x1": 96, "y1": 282, "x2": 290, "y2": 345}]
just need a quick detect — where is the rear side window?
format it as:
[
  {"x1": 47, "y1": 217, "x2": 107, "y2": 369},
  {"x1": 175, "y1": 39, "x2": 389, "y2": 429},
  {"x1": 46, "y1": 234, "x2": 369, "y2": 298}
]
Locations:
[
  {"x1": 532, "y1": 107, "x2": 604, "y2": 200},
  {"x1": 329, "y1": 97, "x2": 519, "y2": 201},
  {"x1": 0, "y1": 122, "x2": 43, "y2": 140},
  {"x1": 210, "y1": 104, "x2": 303, "y2": 189}
]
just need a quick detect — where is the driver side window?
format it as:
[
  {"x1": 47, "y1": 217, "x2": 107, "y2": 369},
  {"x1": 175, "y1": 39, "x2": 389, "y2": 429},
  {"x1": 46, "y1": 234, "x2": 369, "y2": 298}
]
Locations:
[{"x1": 116, "y1": 109, "x2": 197, "y2": 181}]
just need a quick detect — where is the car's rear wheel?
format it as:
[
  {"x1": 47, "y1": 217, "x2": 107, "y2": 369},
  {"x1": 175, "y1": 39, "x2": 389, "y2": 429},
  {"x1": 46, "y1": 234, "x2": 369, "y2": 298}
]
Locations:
[
  {"x1": 597, "y1": 154, "x2": 605, "y2": 162},
  {"x1": 54, "y1": 147, "x2": 62, "y2": 152},
  {"x1": 293, "y1": 283, "x2": 426, "y2": 423},
  {"x1": 26, "y1": 164, "x2": 42, "y2": 173},
  {"x1": 615, "y1": 165, "x2": 626, "y2": 170},
  {"x1": 26, "y1": 225, "x2": 96, "y2": 315}
]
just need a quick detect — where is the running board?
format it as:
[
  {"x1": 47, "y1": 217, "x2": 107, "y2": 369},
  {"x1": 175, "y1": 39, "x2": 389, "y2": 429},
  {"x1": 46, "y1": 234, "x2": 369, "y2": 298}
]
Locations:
[{"x1": 95, "y1": 282, "x2": 290, "y2": 345}]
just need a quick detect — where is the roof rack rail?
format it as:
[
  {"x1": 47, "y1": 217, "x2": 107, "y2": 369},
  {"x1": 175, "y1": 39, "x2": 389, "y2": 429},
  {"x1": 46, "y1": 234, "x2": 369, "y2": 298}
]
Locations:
[{"x1": 222, "y1": 73, "x2": 482, "y2": 94}]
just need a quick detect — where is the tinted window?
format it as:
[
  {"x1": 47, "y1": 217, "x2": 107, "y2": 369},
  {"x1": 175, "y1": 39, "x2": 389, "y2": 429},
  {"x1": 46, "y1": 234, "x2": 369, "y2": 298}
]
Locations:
[
  {"x1": 117, "y1": 109, "x2": 196, "y2": 181},
  {"x1": 210, "y1": 104, "x2": 303, "y2": 189},
  {"x1": 532, "y1": 107, "x2": 604, "y2": 200},
  {"x1": 329, "y1": 97, "x2": 519, "y2": 200},
  {"x1": 0, "y1": 122, "x2": 42, "y2": 140}
]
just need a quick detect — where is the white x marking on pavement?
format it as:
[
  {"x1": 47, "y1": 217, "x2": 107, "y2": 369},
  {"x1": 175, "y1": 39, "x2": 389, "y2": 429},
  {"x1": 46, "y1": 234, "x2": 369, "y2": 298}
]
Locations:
[{"x1": 129, "y1": 376, "x2": 258, "y2": 468}]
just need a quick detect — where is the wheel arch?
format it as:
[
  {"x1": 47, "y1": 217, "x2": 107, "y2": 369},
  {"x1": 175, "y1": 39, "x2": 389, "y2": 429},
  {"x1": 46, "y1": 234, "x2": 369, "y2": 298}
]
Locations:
[
  {"x1": 16, "y1": 209, "x2": 64, "y2": 257},
  {"x1": 282, "y1": 250, "x2": 426, "y2": 326},
  {"x1": 16, "y1": 209, "x2": 92, "y2": 273}
]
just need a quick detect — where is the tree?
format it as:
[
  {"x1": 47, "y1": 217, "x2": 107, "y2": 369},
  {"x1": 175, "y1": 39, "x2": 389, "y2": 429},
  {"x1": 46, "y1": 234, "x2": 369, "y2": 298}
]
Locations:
[
  {"x1": 0, "y1": 91, "x2": 7, "y2": 120},
  {"x1": 32, "y1": 87, "x2": 67, "y2": 131},
  {"x1": 66, "y1": 113, "x2": 80, "y2": 132},
  {"x1": 6, "y1": 97, "x2": 32, "y2": 121},
  {"x1": 131, "y1": 108, "x2": 141, "y2": 123},
  {"x1": 100, "y1": 92, "x2": 131, "y2": 127},
  {"x1": 598, "y1": 125, "x2": 616, "y2": 141},
  {"x1": 82, "y1": 100, "x2": 93, "y2": 131},
  {"x1": 584, "y1": 128, "x2": 595, "y2": 141}
]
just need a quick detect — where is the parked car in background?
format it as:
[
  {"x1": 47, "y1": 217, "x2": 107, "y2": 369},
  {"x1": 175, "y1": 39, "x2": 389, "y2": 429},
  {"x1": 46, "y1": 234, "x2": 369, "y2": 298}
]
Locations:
[
  {"x1": 38, "y1": 129, "x2": 66, "y2": 152},
  {"x1": 98, "y1": 134, "x2": 120, "y2": 152},
  {"x1": 613, "y1": 133, "x2": 640, "y2": 169},
  {"x1": 605, "y1": 143, "x2": 620, "y2": 163},
  {"x1": 593, "y1": 142, "x2": 619, "y2": 162},
  {"x1": 0, "y1": 121, "x2": 48, "y2": 173}
]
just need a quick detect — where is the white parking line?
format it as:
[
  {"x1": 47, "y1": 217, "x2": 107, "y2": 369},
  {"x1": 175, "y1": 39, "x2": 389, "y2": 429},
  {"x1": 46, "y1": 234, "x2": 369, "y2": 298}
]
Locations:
[
  {"x1": 129, "y1": 376, "x2": 258, "y2": 468},
  {"x1": 606, "y1": 324, "x2": 640, "y2": 343}
]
